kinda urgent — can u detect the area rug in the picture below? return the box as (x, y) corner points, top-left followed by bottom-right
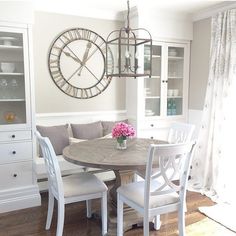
(186, 217), (236, 236)
(199, 204), (236, 233)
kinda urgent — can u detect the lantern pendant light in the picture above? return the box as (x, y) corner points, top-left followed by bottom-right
(106, 0), (152, 78)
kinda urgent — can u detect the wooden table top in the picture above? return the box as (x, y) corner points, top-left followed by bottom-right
(63, 138), (165, 171)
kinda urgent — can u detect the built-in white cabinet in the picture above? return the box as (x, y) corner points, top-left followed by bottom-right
(0, 24), (40, 213)
(126, 40), (190, 140)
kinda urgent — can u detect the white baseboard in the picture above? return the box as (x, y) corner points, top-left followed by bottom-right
(0, 185), (41, 213)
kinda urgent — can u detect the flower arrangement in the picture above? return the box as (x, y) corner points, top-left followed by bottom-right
(112, 122), (135, 143)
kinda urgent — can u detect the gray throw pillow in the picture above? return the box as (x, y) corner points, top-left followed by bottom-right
(71, 121), (103, 140)
(37, 124), (69, 157)
(102, 119), (129, 136)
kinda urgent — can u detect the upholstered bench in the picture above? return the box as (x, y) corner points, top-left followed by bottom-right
(35, 120), (127, 191)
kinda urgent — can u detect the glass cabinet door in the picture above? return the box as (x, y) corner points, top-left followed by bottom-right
(144, 45), (162, 117)
(0, 30), (27, 125)
(167, 46), (184, 116)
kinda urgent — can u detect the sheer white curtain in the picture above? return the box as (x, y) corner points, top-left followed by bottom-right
(190, 9), (236, 204)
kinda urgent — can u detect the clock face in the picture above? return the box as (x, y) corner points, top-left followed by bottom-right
(48, 28), (114, 99)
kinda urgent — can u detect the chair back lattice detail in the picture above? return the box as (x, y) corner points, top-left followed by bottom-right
(167, 123), (195, 144)
(35, 131), (64, 200)
(144, 142), (195, 208)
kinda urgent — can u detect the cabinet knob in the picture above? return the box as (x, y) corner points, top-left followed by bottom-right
(11, 134), (15, 138)
(12, 151), (16, 155)
(150, 124), (154, 127)
(13, 174), (17, 177)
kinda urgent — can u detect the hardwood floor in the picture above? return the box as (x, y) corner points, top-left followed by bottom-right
(0, 184), (220, 236)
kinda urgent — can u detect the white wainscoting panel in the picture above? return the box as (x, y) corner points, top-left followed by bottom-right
(36, 110), (127, 126)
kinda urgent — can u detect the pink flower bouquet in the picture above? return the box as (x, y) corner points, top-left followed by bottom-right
(112, 122), (135, 143)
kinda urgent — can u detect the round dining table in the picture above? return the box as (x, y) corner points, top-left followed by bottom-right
(63, 138), (165, 235)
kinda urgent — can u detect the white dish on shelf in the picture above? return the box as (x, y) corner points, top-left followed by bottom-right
(1, 62), (15, 73)
(169, 49), (177, 56)
(145, 109), (155, 115)
(173, 89), (179, 96)
(145, 112), (155, 116)
(0, 36), (17, 45)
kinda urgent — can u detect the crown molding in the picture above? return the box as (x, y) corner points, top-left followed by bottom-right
(33, 2), (123, 21)
(192, 1), (236, 21)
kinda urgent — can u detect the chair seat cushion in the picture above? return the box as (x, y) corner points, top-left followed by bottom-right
(117, 180), (179, 209)
(63, 172), (108, 198)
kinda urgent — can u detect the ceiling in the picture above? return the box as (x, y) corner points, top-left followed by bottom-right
(72, 0), (223, 13)
(33, 0), (229, 19)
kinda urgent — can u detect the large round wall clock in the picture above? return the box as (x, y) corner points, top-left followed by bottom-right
(48, 28), (114, 99)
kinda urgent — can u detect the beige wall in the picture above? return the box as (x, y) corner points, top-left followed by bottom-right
(33, 11), (125, 113)
(189, 17), (211, 110)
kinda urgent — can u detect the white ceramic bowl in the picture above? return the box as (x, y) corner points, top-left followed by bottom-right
(167, 89), (173, 97)
(169, 50), (177, 56)
(1, 62), (15, 73)
(173, 89), (179, 96)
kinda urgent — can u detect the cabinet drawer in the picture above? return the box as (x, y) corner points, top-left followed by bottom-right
(0, 161), (33, 190)
(141, 121), (159, 129)
(139, 128), (168, 141)
(0, 130), (32, 142)
(0, 142), (32, 164)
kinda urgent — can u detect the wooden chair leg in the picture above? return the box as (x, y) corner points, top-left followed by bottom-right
(56, 199), (65, 236)
(86, 200), (92, 218)
(117, 194), (124, 236)
(46, 191), (54, 230)
(101, 192), (107, 236)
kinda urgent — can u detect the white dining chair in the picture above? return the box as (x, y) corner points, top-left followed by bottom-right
(167, 122), (195, 144)
(35, 131), (108, 236)
(136, 122), (195, 179)
(117, 142), (196, 236)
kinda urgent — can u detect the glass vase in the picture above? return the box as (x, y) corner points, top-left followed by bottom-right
(116, 137), (127, 150)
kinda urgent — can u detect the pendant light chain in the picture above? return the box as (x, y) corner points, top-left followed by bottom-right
(126, 0), (130, 32)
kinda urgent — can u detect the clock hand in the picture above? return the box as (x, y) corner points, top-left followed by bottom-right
(82, 41), (105, 65)
(63, 51), (88, 77)
(78, 42), (92, 76)
(63, 51), (83, 65)
(63, 50), (98, 80)
(82, 42), (92, 63)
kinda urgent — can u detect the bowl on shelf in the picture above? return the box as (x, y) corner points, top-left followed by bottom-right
(167, 89), (174, 97)
(4, 111), (16, 123)
(173, 89), (179, 96)
(0, 36), (17, 46)
(145, 110), (155, 116)
(169, 49), (177, 56)
(1, 62), (15, 73)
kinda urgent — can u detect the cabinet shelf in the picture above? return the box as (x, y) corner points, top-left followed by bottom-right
(144, 54), (161, 58)
(167, 96), (183, 99)
(145, 96), (160, 99)
(168, 56), (184, 60)
(0, 99), (25, 102)
(168, 76), (183, 80)
(0, 45), (23, 50)
(0, 72), (24, 76)
(144, 76), (161, 79)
